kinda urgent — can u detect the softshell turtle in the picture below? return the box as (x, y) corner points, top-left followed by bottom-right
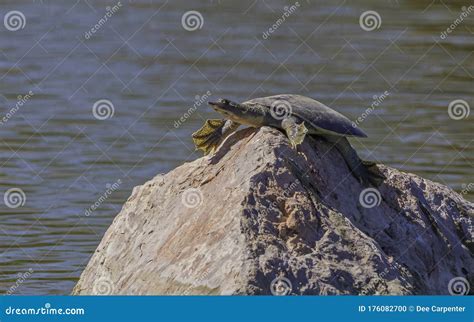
(192, 94), (384, 186)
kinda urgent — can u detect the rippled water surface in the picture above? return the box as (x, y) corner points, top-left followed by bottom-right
(0, 0), (472, 294)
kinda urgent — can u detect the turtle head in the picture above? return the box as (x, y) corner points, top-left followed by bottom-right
(208, 99), (241, 116)
(208, 98), (264, 125)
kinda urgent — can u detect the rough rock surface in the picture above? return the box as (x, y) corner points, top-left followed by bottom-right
(73, 127), (473, 295)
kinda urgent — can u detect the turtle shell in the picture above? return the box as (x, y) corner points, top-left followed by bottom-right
(243, 94), (367, 137)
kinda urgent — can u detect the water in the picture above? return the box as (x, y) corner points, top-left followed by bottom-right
(0, 0), (472, 294)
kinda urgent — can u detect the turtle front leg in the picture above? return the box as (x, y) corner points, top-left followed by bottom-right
(281, 117), (308, 148)
(192, 119), (240, 155)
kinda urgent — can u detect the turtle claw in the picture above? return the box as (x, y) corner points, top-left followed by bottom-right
(192, 119), (240, 155)
(362, 160), (377, 167)
(282, 118), (308, 148)
(363, 162), (386, 186)
(350, 162), (385, 187)
(192, 119), (226, 155)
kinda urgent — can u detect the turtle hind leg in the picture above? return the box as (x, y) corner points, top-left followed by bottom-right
(364, 161), (386, 186)
(281, 117), (308, 148)
(322, 135), (385, 187)
(192, 119), (240, 155)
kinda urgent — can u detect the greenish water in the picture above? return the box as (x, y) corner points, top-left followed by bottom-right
(0, 0), (472, 294)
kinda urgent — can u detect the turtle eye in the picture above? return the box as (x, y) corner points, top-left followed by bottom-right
(218, 99), (228, 104)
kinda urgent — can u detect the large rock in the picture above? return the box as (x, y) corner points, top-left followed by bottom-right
(72, 127), (473, 295)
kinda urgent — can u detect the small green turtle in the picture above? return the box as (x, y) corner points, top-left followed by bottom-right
(192, 94), (384, 186)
